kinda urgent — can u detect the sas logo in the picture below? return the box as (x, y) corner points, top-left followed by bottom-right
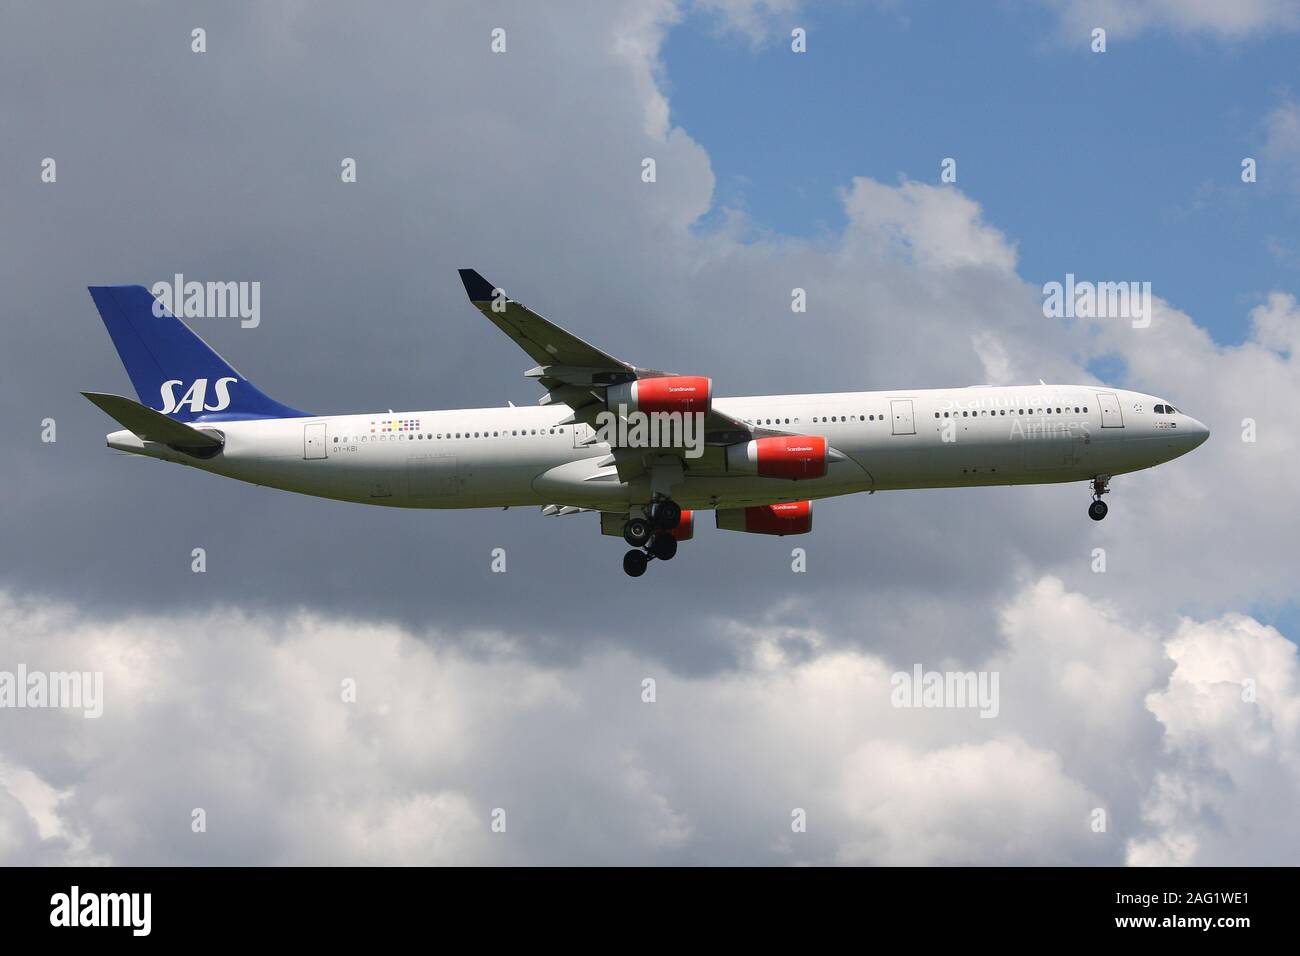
(159, 377), (237, 414)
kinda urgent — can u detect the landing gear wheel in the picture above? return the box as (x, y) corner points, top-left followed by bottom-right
(623, 517), (651, 547)
(648, 533), (678, 561)
(1088, 475), (1111, 521)
(654, 500), (682, 530)
(623, 549), (649, 577)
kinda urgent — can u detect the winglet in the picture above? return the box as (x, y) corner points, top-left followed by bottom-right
(458, 269), (498, 303)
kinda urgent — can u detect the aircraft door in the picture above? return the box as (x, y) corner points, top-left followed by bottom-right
(1096, 392), (1124, 428)
(304, 422), (328, 459)
(890, 399), (916, 436)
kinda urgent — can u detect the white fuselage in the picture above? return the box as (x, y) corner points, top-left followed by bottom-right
(106, 385), (1209, 512)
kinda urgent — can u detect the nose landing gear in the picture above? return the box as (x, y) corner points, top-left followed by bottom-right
(1088, 476), (1110, 521)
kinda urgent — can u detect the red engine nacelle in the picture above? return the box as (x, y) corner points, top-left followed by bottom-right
(606, 376), (712, 416)
(669, 510), (694, 541)
(716, 500), (812, 536)
(726, 435), (828, 480)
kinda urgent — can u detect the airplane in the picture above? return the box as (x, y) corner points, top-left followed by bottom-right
(84, 271), (1210, 577)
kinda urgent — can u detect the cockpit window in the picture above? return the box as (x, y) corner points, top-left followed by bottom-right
(1155, 403), (1181, 415)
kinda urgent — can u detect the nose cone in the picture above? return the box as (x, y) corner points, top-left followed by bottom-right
(1185, 417), (1210, 449)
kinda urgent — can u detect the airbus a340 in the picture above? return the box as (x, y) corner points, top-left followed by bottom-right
(85, 271), (1209, 576)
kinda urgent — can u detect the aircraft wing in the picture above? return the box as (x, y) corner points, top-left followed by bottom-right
(457, 269), (628, 371)
(457, 270), (756, 464)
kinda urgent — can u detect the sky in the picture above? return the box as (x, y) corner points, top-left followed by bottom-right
(1, 0), (1299, 865)
(666, 0), (1300, 348)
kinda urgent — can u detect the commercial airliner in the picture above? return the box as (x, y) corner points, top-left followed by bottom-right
(85, 271), (1209, 576)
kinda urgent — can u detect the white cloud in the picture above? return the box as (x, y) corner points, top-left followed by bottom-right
(1250, 291), (1300, 355)
(2, 581), (1296, 865)
(691, 0), (803, 45)
(841, 177), (1020, 274)
(1261, 98), (1300, 195)
(1129, 614), (1300, 864)
(1045, 0), (1300, 39)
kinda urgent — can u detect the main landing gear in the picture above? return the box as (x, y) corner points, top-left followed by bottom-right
(1088, 476), (1110, 521)
(622, 497), (682, 576)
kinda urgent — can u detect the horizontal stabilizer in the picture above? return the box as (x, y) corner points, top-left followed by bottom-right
(82, 392), (223, 446)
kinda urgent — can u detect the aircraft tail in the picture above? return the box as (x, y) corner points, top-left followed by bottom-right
(87, 285), (308, 422)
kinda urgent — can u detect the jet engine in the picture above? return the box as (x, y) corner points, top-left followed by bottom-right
(725, 435), (827, 480)
(606, 376), (712, 416)
(715, 500), (812, 535)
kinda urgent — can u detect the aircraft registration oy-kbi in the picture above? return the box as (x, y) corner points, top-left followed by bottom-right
(84, 271), (1209, 576)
